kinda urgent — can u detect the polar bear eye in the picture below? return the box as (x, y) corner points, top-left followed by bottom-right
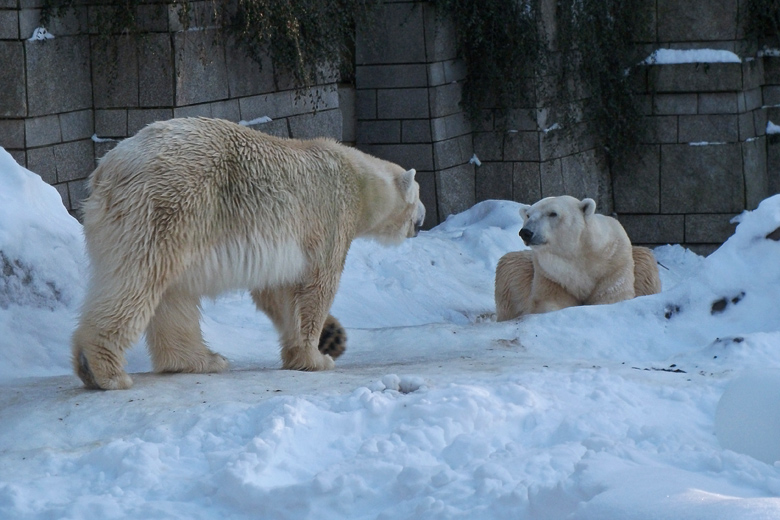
(548, 211), (558, 218)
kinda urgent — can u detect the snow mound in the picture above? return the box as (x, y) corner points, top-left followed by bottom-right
(716, 370), (780, 464)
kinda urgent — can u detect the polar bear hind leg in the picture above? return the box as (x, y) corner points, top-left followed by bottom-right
(145, 286), (229, 374)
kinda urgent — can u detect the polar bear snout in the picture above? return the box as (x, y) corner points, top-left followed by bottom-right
(519, 227), (544, 246)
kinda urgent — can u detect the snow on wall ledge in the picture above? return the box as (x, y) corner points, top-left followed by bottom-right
(641, 48), (742, 65)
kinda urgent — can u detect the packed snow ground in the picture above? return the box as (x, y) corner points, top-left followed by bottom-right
(1, 147), (780, 519)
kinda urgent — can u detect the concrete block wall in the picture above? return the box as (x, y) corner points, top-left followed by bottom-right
(0, 0), (350, 216)
(355, 0), (475, 227)
(611, 0), (775, 254)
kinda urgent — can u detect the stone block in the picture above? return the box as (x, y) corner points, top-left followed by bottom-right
(67, 178), (90, 212)
(429, 82), (462, 118)
(427, 59), (467, 87)
(356, 2), (426, 65)
(513, 162), (542, 204)
(473, 132), (503, 162)
(238, 91), (290, 121)
(660, 143), (744, 213)
(678, 114), (738, 143)
(225, 35), (275, 99)
(25, 115), (62, 147)
(167, 1), (219, 32)
(139, 33), (174, 107)
(684, 214), (738, 243)
(433, 134), (472, 170)
(744, 87), (762, 111)
(289, 109), (343, 140)
(288, 87), (339, 118)
(91, 36), (138, 109)
(211, 99), (240, 122)
(357, 143), (433, 171)
(26, 146), (56, 184)
(357, 120), (401, 144)
(649, 63), (742, 93)
(423, 3), (458, 62)
(496, 109), (539, 132)
(173, 104), (211, 119)
(540, 121), (596, 160)
(769, 137), (780, 194)
(503, 131), (540, 161)
(654, 94), (697, 115)
(613, 145), (660, 213)
(0, 119), (25, 149)
(540, 159), (563, 198)
(377, 88), (429, 120)
(174, 29), (229, 106)
(128, 108), (173, 136)
(247, 118), (289, 139)
(476, 162), (512, 202)
(137, 3), (169, 32)
(435, 163), (475, 220)
(743, 137), (768, 209)
(0, 42), (26, 117)
(698, 93), (738, 114)
(402, 120), (431, 143)
(742, 58), (764, 90)
(54, 183), (70, 209)
(93, 140), (118, 162)
(639, 116), (678, 144)
(754, 107), (767, 137)
(765, 56), (780, 85)
(8, 150), (25, 168)
(738, 112), (756, 141)
(430, 113), (470, 142)
(0, 9), (18, 39)
(355, 89), (377, 120)
(53, 139), (94, 183)
(561, 149), (610, 210)
(764, 86), (780, 107)
(415, 170), (438, 229)
(20, 7), (85, 39)
(617, 214), (685, 244)
(60, 110), (93, 142)
(95, 109), (127, 137)
(339, 86), (356, 143)
(356, 64), (428, 89)
(657, 0), (738, 41)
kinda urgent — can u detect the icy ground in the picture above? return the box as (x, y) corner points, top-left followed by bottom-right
(1, 147), (780, 519)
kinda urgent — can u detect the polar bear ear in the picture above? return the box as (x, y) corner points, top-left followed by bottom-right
(579, 198), (597, 217)
(399, 168), (416, 195)
(518, 203), (531, 221)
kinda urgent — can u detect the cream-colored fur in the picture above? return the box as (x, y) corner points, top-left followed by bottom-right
(72, 117), (425, 390)
(495, 196), (659, 321)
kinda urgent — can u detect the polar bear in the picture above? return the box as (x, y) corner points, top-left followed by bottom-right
(495, 196), (660, 321)
(72, 117), (426, 390)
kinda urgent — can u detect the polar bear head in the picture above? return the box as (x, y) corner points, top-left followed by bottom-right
(518, 195), (596, 253)
(375, 167), (426, 244)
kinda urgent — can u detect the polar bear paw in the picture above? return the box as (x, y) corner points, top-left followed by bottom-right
(319, 315), (347, 359)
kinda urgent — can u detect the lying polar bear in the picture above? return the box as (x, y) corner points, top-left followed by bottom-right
(495, 195), (661, 321)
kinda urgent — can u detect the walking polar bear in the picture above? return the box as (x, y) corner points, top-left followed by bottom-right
(495, 196), (661, 321)
(72, 117), (426, 390)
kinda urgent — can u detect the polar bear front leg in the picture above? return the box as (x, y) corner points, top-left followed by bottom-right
(252, 280), (337, 371)
(146, 287), (229, 374)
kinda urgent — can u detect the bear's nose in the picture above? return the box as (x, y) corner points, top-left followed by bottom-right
(519, 228), (534, 245)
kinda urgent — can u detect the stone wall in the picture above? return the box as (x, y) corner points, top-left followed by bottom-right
(355, 0), (474, 227)
(0, 0), (350, 217)
(612, 0), (776, 254)
(1, 0), (778, 253)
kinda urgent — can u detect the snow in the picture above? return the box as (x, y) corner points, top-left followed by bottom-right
(642, 48), (742, 65)
(2, 145), (780, 519)
(28, 27), (54, 41)
(239, 116), (273, 126)
(768, 121), (780, 135)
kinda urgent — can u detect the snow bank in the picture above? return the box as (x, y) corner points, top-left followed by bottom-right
(2, 149), (780, 519)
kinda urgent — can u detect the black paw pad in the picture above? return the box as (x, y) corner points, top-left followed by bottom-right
(319, 317), (347, 359)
